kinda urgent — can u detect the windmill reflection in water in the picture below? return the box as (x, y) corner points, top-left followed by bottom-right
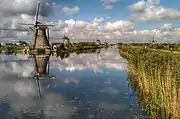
(30, 54), (54, 100)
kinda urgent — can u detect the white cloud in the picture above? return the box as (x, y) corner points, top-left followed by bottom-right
(52, 18), (134, 42)
(62, 6), (80, 15)
(129, 0), (146, 12)
(0, 0), (56, 17)
(129, 0), (180, 21)
(1, 14), (180, 43)
(103, 21), (134, 32)
(0, 0), (180, 43)
(100, 0), (119, 9)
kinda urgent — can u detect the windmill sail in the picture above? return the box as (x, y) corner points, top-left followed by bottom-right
(17, 2), (55, 49)
(35, 2), (40, 26)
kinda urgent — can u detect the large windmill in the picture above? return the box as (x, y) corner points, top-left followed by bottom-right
(18, 2), (54, 53)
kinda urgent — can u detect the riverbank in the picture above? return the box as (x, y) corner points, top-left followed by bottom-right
(0, 42), (109, 55)
(120, 43), (180, 52)
(119, 45), (180, 119)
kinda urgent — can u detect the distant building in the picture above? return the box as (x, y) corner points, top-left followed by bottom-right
(0, 43), (5, 46)
(16, 43), (21, 45)
(16, 41), (29, 46)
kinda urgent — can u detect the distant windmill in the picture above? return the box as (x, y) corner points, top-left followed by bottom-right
(149, 34), (157, 44)
(18, 2), (55, 51)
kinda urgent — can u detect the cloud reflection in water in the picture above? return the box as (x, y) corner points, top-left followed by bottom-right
(0, 48), (145, 119)
(51, 48), (128, 72)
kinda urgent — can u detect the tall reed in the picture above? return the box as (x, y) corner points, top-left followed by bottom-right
(119, 45), (180, 119)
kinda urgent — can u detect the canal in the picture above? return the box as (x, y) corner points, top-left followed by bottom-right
(0, 48), (147, 119)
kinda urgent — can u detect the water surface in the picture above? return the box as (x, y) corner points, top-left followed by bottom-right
(0, 48), (145, 119)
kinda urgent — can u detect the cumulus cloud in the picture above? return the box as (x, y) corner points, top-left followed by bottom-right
(100, 0), (119, 9)
(0, 0), (56, 17)
(102, 21), (134, 32)
(0, 0), (59, 43)
(129, 0), (180, 21)
(1, 15), (180, 43)
(62, 6), (80, 15)
(1, 16), (180, 43)
(48, 18), (135, 43)
(129, 0), (146, 12)
(0, 16), (133, 43)
(0, 0), (180, 43)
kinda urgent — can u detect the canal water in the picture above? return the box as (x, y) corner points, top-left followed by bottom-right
(0, 48), (147, 119)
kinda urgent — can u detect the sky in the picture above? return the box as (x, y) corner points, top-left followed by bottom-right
(0, 0), (180, 43)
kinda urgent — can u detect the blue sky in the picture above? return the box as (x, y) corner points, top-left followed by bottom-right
(1, 0), (180, 42)
(52, 0), (134, 21)
(48, 0), (180, 29)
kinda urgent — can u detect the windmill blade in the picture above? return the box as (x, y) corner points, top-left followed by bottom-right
(35, 2), (41, 25)
(47, 28), (50, 40)
(0, 28), (29, 31)
(18, 23), (34, 26)
(38, 24), (55, 26)
(29, 27), (35, 31)
(18, 23), (55, 27)
(0, 28), (16, 31)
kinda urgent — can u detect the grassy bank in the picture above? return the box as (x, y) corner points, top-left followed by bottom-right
(0, 45), (25, 54)
(121, 43), (180, 51)
(119, 45), (180, 119)
(0, 42), (108, 55)
(55, 42), (107, 53)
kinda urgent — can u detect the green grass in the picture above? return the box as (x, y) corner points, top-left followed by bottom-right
(0, 45), (25, 54)
(121, 43), (180, 51)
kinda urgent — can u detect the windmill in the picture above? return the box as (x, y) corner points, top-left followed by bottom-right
(149, 34), (157, 44)
(95, 31), (102, 46)
(18, 2), (54, 52)
(61, 29), (75, 49)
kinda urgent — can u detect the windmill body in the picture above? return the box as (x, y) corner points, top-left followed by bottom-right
(18, 2), (54, 54)
(34, 25), (50, 49)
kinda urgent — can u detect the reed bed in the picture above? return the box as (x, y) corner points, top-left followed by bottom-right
(119, 43), (180, 51)
(119, 45), (180, 119)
